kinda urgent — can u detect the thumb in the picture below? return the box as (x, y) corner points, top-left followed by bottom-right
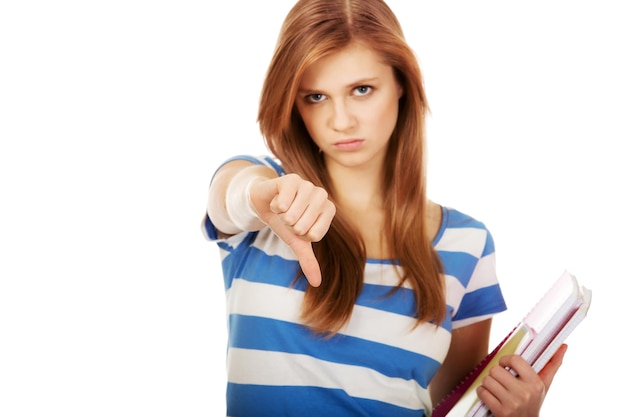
(538, 343), (568, 391)
(267, 208), (322, 287)
(264, 214), (323, 287)
(289, 239), (322, 287)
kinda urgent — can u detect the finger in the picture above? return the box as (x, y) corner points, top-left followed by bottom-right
(275, 184), (325, 235)
(478, 369), (511, 404)
(289, 196), (335, 240)
(497, 355), (548, 407)
(264, 214), (323, 287)
(270, 180), (334, 240)
(289, 238), (322, 287)
(268, 174), (306, 215)
(305, 200), (336, 242)
(269, 181), (312, 231)
(476, 384), (503, 413)
(499, 354), (538, 380)
(538, 344), (568, 390)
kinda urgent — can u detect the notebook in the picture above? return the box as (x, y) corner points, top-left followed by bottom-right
(431, 270), (592, 417)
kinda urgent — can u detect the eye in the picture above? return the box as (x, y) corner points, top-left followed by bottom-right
(305, 93), (326, 103)
(354, 85), (373, 96)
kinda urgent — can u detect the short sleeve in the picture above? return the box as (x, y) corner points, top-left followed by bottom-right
(434, 207), (507, 329)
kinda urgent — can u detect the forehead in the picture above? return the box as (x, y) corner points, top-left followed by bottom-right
(299, 42), (392, 89)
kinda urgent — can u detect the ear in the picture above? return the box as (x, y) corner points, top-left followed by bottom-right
(396, 81), (404, 99)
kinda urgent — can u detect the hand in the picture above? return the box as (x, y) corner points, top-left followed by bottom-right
(476, 344), (568, 417)
(249, 173), (336, 287)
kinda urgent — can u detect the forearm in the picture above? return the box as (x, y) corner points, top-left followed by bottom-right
(207, 161), (278, 235)
(430, 320), (492, 406)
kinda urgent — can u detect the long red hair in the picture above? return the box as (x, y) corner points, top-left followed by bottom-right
(258, 0), (445, 334)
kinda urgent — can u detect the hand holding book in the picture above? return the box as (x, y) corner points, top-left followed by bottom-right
(432, 271), (592, 417)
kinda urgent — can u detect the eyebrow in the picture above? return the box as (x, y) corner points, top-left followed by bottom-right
(298, 77), (380, 94)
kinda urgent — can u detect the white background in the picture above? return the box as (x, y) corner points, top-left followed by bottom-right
(1, 1), (623, 415)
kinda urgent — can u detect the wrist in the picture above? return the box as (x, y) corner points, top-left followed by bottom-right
(225, 168), (266, 232)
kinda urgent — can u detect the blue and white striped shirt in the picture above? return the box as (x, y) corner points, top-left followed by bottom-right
(202, 155), (506, 417)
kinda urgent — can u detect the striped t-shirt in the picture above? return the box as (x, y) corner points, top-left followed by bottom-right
(202, 155), (507, 417)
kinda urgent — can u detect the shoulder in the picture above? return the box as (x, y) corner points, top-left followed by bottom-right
(433, 205), (491, 234)
(213, 154), (284, 177)
(434, 206), (506, 321)
(432, 205), (495, 257)
(426, 200), (443, 243)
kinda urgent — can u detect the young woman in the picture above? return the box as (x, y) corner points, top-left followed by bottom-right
(203, 0), (566, 415)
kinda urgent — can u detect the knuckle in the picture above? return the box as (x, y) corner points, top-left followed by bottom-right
(533, 380), (547, 396)
(307, 229), (325, 242)
(315, 186), (329, 200)
(291, 222), (309, 236)
(282, 213), (298, 226)
(301, 179), (314, 189)
(270, 199), (288, 214)
(279, 174), (300, 191)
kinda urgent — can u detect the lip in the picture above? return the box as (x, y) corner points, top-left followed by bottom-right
(332, 139), (364, 151)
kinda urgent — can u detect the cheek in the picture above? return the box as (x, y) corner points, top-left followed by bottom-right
(299, 108), (324, 138)
(368, 99), (399, 133)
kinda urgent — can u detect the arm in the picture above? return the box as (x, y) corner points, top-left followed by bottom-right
(207, 160), (277, 236)
(430, 319), (492, 407)
(207, 159), (336, 286)
(429, 316), (567, 417)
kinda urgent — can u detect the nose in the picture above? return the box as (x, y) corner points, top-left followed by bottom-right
(329, 99), (355, 132)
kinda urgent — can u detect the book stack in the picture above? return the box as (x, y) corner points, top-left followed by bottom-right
(432, 270), (592, 417)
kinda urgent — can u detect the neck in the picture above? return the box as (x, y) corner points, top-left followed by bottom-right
(326, 159), (385, 213)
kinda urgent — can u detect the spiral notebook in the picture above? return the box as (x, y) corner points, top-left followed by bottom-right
(431, 270), (592, 417)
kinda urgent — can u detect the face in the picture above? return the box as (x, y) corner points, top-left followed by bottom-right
(295, 42), (404, 172)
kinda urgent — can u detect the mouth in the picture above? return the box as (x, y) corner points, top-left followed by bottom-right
(332, 139), (364, 151)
